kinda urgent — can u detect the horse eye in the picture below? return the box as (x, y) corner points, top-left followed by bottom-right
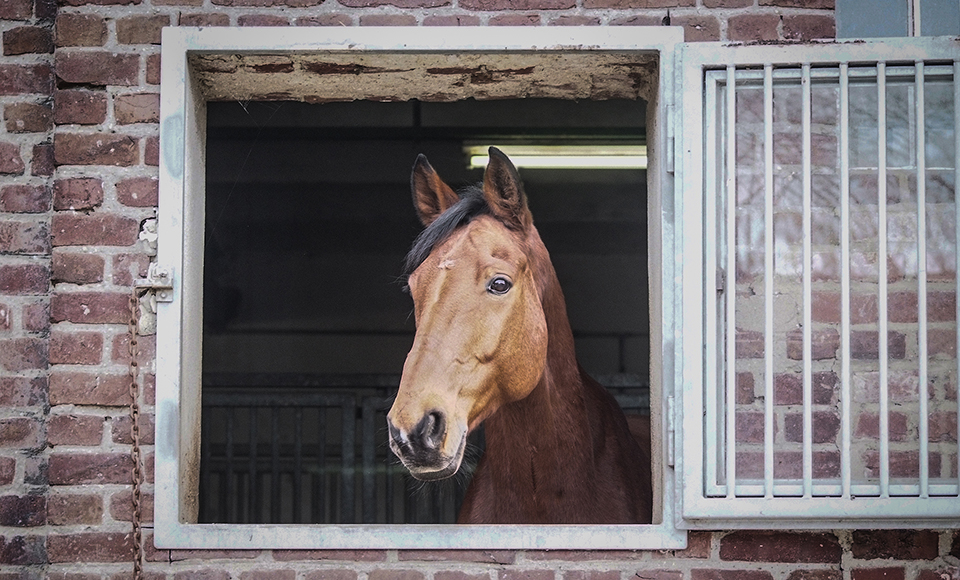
(487, 276), (512, 295)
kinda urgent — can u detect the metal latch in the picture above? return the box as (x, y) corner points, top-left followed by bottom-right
(136, 264), (174, 302)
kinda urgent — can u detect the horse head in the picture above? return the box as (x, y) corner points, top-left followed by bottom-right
(386, 148), (550, 481)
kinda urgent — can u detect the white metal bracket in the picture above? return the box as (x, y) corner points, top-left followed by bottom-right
(136, 263), (174, 302)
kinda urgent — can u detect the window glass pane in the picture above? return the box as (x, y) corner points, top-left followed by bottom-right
(921, 0), (960, 36)
(836, 0), (909, 38)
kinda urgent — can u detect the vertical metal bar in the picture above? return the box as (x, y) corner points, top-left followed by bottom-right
(763, 63), (775, 498)
(293, 407), (303, 523)
(271, 407), (281, 523)
(703, 70), (720, 495)
(955, 60), (960, 499)
(225, 409), (235, 522)
(248, 407), (258, 521)
(200, 406), (212, 522)
(362, 398), (377, 524)
(916, 61), (930, 497)
(341, 402), (356, 523)
(802, 63), (814, 498)
(840, 63), (854, 500)
(725, 64), (738, 497)
(878, 62), (891, 498)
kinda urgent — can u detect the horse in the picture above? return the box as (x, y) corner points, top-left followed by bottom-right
(386, 147), (652, 524)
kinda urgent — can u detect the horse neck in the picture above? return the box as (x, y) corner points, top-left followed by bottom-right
(483, 232), (593, 478)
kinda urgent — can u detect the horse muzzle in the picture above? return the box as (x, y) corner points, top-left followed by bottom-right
(387, 411), (465, 481)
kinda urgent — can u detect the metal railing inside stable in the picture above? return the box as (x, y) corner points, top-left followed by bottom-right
(198, 373), (650, 524)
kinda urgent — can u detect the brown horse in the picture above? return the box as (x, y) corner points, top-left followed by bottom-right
(386, 148), (652, 524)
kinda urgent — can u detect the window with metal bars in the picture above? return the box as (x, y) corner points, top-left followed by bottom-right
(679, 38), (960, 527)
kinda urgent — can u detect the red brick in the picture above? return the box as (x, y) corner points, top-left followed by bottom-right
(23, 301), (51, 331)
(0, 418), (41, 449)
(720, 531), (841, 563)
(49, 372), (130, 406)
(435, 573), (489, 580)
(584, 0), (691, 5)
(851, 531), (940, 560)
(111, 413), (155, 445)
(498, 574), (554, 580)
(116, 15), (169, 44)
(736, 412), (766, 443)
(786, 571), (841, 580)
(461, 0), (573, 7)
(728, 14), (781, 42)
(54, 133), (139, 166)
(784, 411), (840, 444)
(0, 185), (50, 213)
(31, 142), (55, 176)
(0, 535), (46, 565)
(179, 13), (231, 26)
(761, 0), (832, 7)
(783, 15), (835, 40)
(853, 370), (923, 403)
(4, 102), (52, 133)
(48, 453), (134, 485)
(951, 532), (960, 558)
(239, 571), (297, 580)
(850, 330), (906, 359)
(652, 531), (712, 559)
(116, 177), (158, 207)
(0, 220), (49, 254)
(52, 214), (138, 246)
(0, 377), (46, 407)
(54, 89), (108, 125)
(50, 331), (103, 365)
(48, 414), (104, 446)
(0, 458), (15, 485)
(3, 26), (53, 56)
(0, 339), (47, 372)
(930, 411), (957, 441)
(175, 572), (233, 580)
(0, 495), (45, 527)
(0, 264), (48, 294)
(55, 51), (139, 86)
(109, 489), (153, 522)
(854, 411), (909, 441)
(55, 14), (107, 47)
(295, 15), (354, 26)
(786, 328), (840, 360)
(115, 93), (160, 124)
(52, 251), (104, 284)
(144, 135), (159, 166)
(862, 450), (940, 479)
(704, 0), (751, 5)
(112, 253), (149, 287)
(146, 54), (161, 85)
(610, 15), (664, 26)
(53, 178), (103, 211)
(0, 304), (9, 330)
(0, 142), (24, 175)
(692, 571), (774, 580)
(51, 291), (131, 324)
(358, 14), (418, 25)
(47, 532), (134, 563)
(0, 64), (53, 96)
(737, 329), (764, 358)
(338, 0), (446, 5)
(423, 15), (481, 25)
(851, 569), (904, 580)
(47, 494), (103, 525)
(238, 14), (291, 25)
(673, 14), (721, 41)
(0, 0), (32, 19)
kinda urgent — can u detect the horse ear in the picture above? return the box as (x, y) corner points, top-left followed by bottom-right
(482, 147), (532, 231)
(411, 154), (460, 227)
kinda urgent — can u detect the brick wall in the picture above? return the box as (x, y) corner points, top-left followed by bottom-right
(3, 0), (960, 578)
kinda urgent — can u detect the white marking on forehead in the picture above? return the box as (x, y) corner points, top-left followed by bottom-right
(438, 259), (456, 270)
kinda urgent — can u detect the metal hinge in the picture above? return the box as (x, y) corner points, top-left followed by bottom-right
(666, 395), (676, 467)
(135, 263), (174, 303)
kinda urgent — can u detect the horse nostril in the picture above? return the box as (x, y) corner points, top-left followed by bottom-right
(418, 411), (446, 450)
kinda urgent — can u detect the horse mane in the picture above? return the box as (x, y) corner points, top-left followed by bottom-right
(403, 185), (490, 278)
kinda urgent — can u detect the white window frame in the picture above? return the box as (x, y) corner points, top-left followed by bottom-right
(155, 26), (687, 550)
(677, 37), (960, 529)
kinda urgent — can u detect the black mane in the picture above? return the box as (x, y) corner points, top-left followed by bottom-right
(403, 185), (489, 278)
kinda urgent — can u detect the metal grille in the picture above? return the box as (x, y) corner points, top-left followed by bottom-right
(198, 374), (649, 524)
(704, 60), (960, 502)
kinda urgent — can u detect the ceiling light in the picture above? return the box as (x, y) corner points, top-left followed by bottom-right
(465, 144), (646, 170)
